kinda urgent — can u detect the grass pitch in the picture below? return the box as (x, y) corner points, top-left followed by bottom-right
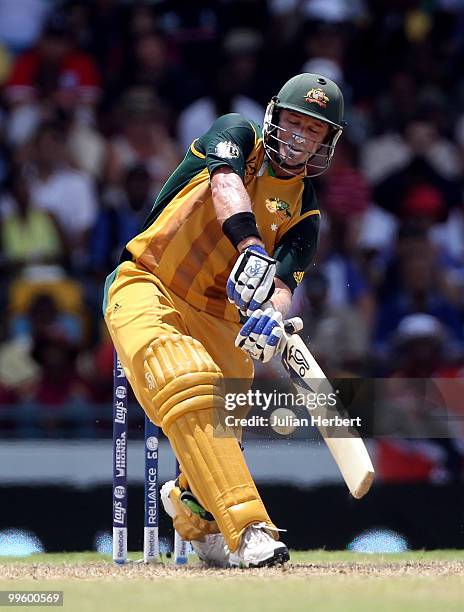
(0, 551), (463, 612)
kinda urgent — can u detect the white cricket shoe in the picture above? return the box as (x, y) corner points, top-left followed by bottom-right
(229, 523), (289, 568)
(190, 534), (230, 568)
(160, 479), (230, 568)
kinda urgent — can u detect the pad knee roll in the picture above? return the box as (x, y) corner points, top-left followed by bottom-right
(144, 334), (224, 431)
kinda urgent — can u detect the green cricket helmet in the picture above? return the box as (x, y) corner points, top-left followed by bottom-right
(263, 73), (346, 177)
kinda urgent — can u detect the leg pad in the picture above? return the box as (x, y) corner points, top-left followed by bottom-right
(170, 484), (220, 542)
(144, 335), (276, 551)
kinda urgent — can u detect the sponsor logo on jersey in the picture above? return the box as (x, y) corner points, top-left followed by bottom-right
(304, 88), (329, 108)
(265, 197), (291, 220)
(215, 141), (240, 159)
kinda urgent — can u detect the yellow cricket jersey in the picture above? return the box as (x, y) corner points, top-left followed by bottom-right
(121, 114), (321, 322)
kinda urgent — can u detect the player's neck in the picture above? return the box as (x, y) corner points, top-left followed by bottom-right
(269, 160), (304, 180)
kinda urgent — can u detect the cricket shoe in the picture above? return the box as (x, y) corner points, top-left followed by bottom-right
(229, 523), (289, 568)
(160, 479), (230, 568)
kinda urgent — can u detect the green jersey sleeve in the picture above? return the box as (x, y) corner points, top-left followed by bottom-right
(274, 181), (321, 292)
(196, 113), (257, 181)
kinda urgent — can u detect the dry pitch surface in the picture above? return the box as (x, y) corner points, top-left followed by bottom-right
(1, 551), (463, 612)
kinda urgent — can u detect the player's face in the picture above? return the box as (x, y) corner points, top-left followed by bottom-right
(277, 110), (330, 168)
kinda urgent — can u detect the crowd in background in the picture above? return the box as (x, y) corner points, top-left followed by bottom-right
(0, 0), (463, 480)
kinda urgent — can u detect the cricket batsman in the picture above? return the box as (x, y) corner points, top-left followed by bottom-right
(103, 73), (345, 567)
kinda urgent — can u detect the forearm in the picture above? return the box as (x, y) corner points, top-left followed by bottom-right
(211, 167), (264, 252)
(211, 167), (251, 221)
(269, 278), (292, 318)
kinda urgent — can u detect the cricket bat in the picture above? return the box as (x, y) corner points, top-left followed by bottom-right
(281, 323), (374, 499)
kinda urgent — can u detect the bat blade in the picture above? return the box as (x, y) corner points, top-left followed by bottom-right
(281, 333), (374, 498)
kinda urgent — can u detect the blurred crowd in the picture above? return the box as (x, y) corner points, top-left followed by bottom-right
(0, 0), (463, 479)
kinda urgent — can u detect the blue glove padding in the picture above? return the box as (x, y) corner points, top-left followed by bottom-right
(226, 245), (276, 317)
(235, 307), (284, 363)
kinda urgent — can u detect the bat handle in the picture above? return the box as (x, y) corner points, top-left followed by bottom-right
(283, 317), (303, 335)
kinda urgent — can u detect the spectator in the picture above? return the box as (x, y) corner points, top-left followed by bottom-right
(0, 0), (50, 54)
(363, 116), (462, 215)
(300, 21), (349, 99)
(154, 2), (221, 77)
(4, 10), (101, 147)
(8, 293), (83, 347)
(289, 271), (369, 374)
(391, 314), (447, 378)
(301, 0), (366, 24)
(370, 71), (419, 136)
(64, 0), (126, 82)
(0, 338), (40, 405)
(401, 183), (446, 230)
(177, 39), (264, 153)
(105, 88), (179, 197)
(0, 165), (67, 277)
(65, 108), (107, 180)
(374, 235), (464, 359)
(91, 164), (152, 276)
(381, 222), (463, 302)
(431, 203), (464, 271)
(319, 138), (370, 222)
(376, 314), (463, 483)
(25, 121), (98, 270)
(356, 205), (398, 293)
(317, 218), (376, 331)
(0, 381), (17, 405)
(78, 322), (114, 403)
(115, 31), (184, 114)
(221, 28), (264, 102)
(30, 328), (89, 407)
(127, 3), (159, 40)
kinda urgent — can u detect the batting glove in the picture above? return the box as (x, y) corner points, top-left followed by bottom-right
(235, 308), (303, 363)
(226, 245), (276, 317)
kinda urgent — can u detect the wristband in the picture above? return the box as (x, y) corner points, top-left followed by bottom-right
(222, 212), (261, 249)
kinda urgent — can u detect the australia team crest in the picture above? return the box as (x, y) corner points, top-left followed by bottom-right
(304, 88), (329, 108)
(265, 197), (291, 220)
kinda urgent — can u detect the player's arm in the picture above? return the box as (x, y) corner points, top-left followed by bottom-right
(201, 114), (277, 315)
(210, 168), (264, 252)
(203, 114), (262, 251)
(273, 212), (321, 296)
(213, 168), (277, 316)
(236, 188), (320, 363)
(265, 208), (321, 319)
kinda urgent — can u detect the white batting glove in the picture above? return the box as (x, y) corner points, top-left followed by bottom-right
(226, 246), (276, 317)
(235, 308), (303, 363)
